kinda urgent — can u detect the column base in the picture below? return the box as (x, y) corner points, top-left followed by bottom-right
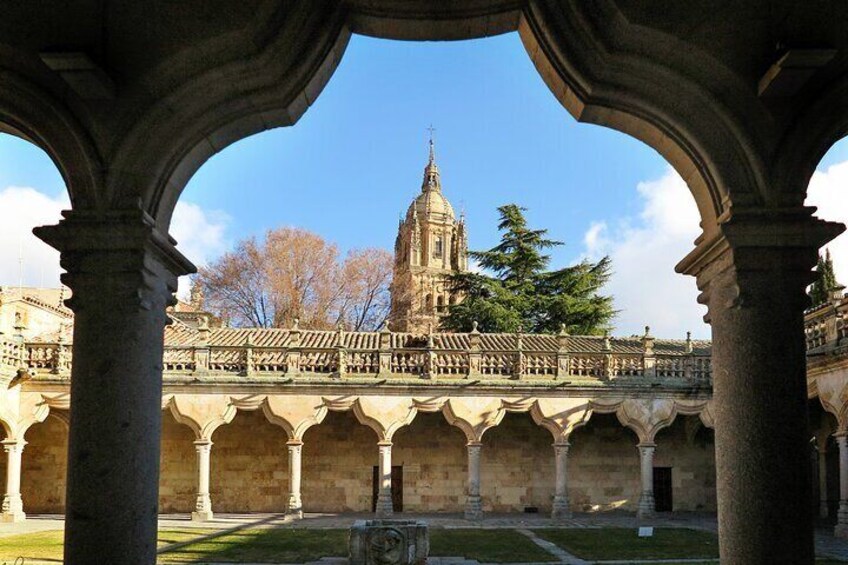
(375, 494), (394, 517)
(286, 494), (303, 520)
(464, 495), (483, 520)
(637, 493), (655, 518)
(551, 497), (571, 520)
(191, 510), (213, 522)
(0, 511), (25, 523)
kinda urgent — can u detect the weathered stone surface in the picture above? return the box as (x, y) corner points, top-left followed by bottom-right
(349, 519), (428, 565)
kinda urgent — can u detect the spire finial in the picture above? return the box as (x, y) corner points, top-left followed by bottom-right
(427, 124), (436, 164)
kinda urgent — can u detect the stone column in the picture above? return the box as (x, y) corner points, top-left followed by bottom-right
(678, 212), (842, 564)
(375, 441), (393, 516)
(551, 441), (571, 519)
(819, 444), (829, 519)
(191, 439), (213, 522)
(637, 443), (656, 518)
(835, 434), (848, 537)
(35, 210), (195, 565)
(464, 441), (483, 520)
(0, 439), (26, 522)
(286, 439), (303, 519)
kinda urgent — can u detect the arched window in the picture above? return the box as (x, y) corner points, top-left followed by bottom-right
(425, 294), (433, 312)
(437, 295), (445, 312)
(433, 236), (443, 258)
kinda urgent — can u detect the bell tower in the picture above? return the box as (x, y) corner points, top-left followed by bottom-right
(390, 134), (467, 332)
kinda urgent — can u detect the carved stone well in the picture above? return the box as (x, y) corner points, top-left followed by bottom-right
(349, 519), (429, 565)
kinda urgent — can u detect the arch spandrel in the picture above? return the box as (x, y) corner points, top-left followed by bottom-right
(0, 389), (49, 440)
(262, 394), (328, 441)
(443, 397), (505, 443)
(615, 398), (677, 445)
(529, 398), (593, 443)
(166, 394), (236, 440)
(817, 370), (848, 432)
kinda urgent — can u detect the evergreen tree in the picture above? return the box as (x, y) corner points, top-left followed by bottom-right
(441, 204), (615, 334)
(810, 249), (838, 307)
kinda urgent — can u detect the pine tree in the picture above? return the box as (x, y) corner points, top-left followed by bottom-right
(441, 204), (615, 334)
(810, 249), (839, 307)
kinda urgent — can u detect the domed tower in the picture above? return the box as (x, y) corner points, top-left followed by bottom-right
(390, 137), (468, 332)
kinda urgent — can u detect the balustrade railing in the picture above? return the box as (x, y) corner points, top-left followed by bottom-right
(15, 330), (716, 384)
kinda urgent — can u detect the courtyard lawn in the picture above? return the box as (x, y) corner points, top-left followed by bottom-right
(535, 527), (719, 560)
(0, 530), (64, 561)
(158, 528), (348, 563)
(429, 529), (557, 563)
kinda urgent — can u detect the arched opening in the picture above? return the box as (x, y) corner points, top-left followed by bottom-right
(392, 412), (467, 513)
(568, 413), (640, 512)
(21, 411), (68, 514)
(480, 412), (553, 513)
(301, 410), (377, 513)
(652, 415), (716, 513)
(159, 409), (196, 513)
(209, 409), (289, 512)
(809, 400), (840, 522)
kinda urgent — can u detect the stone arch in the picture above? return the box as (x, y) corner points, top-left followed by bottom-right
(159, 406), (196, 513)
(443, 397), (505, 443)
(21, 411), (69, 513)
(164, 394), (237, 440)
(94, 1), (771, 247)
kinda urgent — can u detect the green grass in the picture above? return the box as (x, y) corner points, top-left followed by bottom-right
(158, 528), (347, 563)
(535, 527), (719, 560)
(0, 530), (64, 561)
(429, 529), (556, 563)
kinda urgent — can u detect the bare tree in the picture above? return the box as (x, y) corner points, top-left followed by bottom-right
(196, 227), (393, 331)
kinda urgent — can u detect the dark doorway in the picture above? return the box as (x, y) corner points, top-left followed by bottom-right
(653, 467), (673, 512)
(372, 466), (403, 512)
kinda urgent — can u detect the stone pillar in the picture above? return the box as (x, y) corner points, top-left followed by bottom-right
(637, 443), (656, 518)
(836, 434), (848, 537)
(35, 210), (195, 565)
(0, 439), (26, 522)
(677, 212), (842, 564)
(464, 441), (483, 520)
(375, 441), (393, 516)
(191, 439), (213, 522)
(551, 441), (571, 519)
(286, 439), (303, 519)
(819, 444), (829, 520)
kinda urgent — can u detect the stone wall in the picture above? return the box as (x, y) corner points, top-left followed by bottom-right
(394, 413), (467, 512)
(160, 412), (196, 512)
(22, 412), (67, 513)
(302, 411), (376, 512)
(481, 413), (555, 513)
(654, 416), (717, 512)
(210, 409), (289, 512)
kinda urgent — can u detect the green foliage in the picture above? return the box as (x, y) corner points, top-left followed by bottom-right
(442, 204), (615, 334)
(810, 249), (839, 307)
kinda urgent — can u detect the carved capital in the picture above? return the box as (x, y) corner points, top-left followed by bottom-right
(677, 208), (844, 321)
(34, 209), (196, 317)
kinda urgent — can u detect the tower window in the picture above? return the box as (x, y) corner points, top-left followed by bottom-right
(434, 236), (443, 258)
(437, 295), (445, 312)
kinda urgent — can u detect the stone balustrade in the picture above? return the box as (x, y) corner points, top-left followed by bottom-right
(16, 323), (713, 386)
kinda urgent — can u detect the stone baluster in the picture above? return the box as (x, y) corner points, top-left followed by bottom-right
(683, 331), (694, 379)
(191, 439), (213, 521)
(556, 324), (570, 379)
(378, 323), (392, 376)
(286, 439), (304, 519)
(375, 441), (394, 516)
(424, 328), (436, 379)
(0, 439), (26, 522)
(678, 211), (843, 563)
(464, 441), (483, 520)
(602, 331), (613, 380)
(467, 321), (481, 378)
(551, 441), (571, 519)
(335, 323), (346, 378)
(641, 326), (655, 378)
(637, 442), (656, 518)
(836, 433), (848, 537)
(34, 210), (195, 565)
(513, 329), (524, 380)
(194, 316), (210, 372)
(286, 319), (301, 376)
(243, 334), (254, 376)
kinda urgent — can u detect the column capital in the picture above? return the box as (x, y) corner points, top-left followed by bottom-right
(677, 208), (844, 319)
(378, 440), (393, 449)
(34, 208), (196, 315)
(466, 441), (483, 449)
(193, 438), (213, 449)
(286, 439), (304, 448)
(1, 439), (25, 453)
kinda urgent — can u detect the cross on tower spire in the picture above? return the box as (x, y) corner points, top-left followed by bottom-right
(427, 124), (436, 164)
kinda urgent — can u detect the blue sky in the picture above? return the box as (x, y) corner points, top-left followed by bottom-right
(1, 32), (846, 338)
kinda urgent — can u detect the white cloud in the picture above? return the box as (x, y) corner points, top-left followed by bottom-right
(0, 186), (68, 288)
(806, 160), (848, 285)
(0, 185), (229, 299)
(583, 168), (708, 339)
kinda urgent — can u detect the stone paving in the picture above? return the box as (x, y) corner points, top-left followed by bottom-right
(1, 513), (847, 563)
